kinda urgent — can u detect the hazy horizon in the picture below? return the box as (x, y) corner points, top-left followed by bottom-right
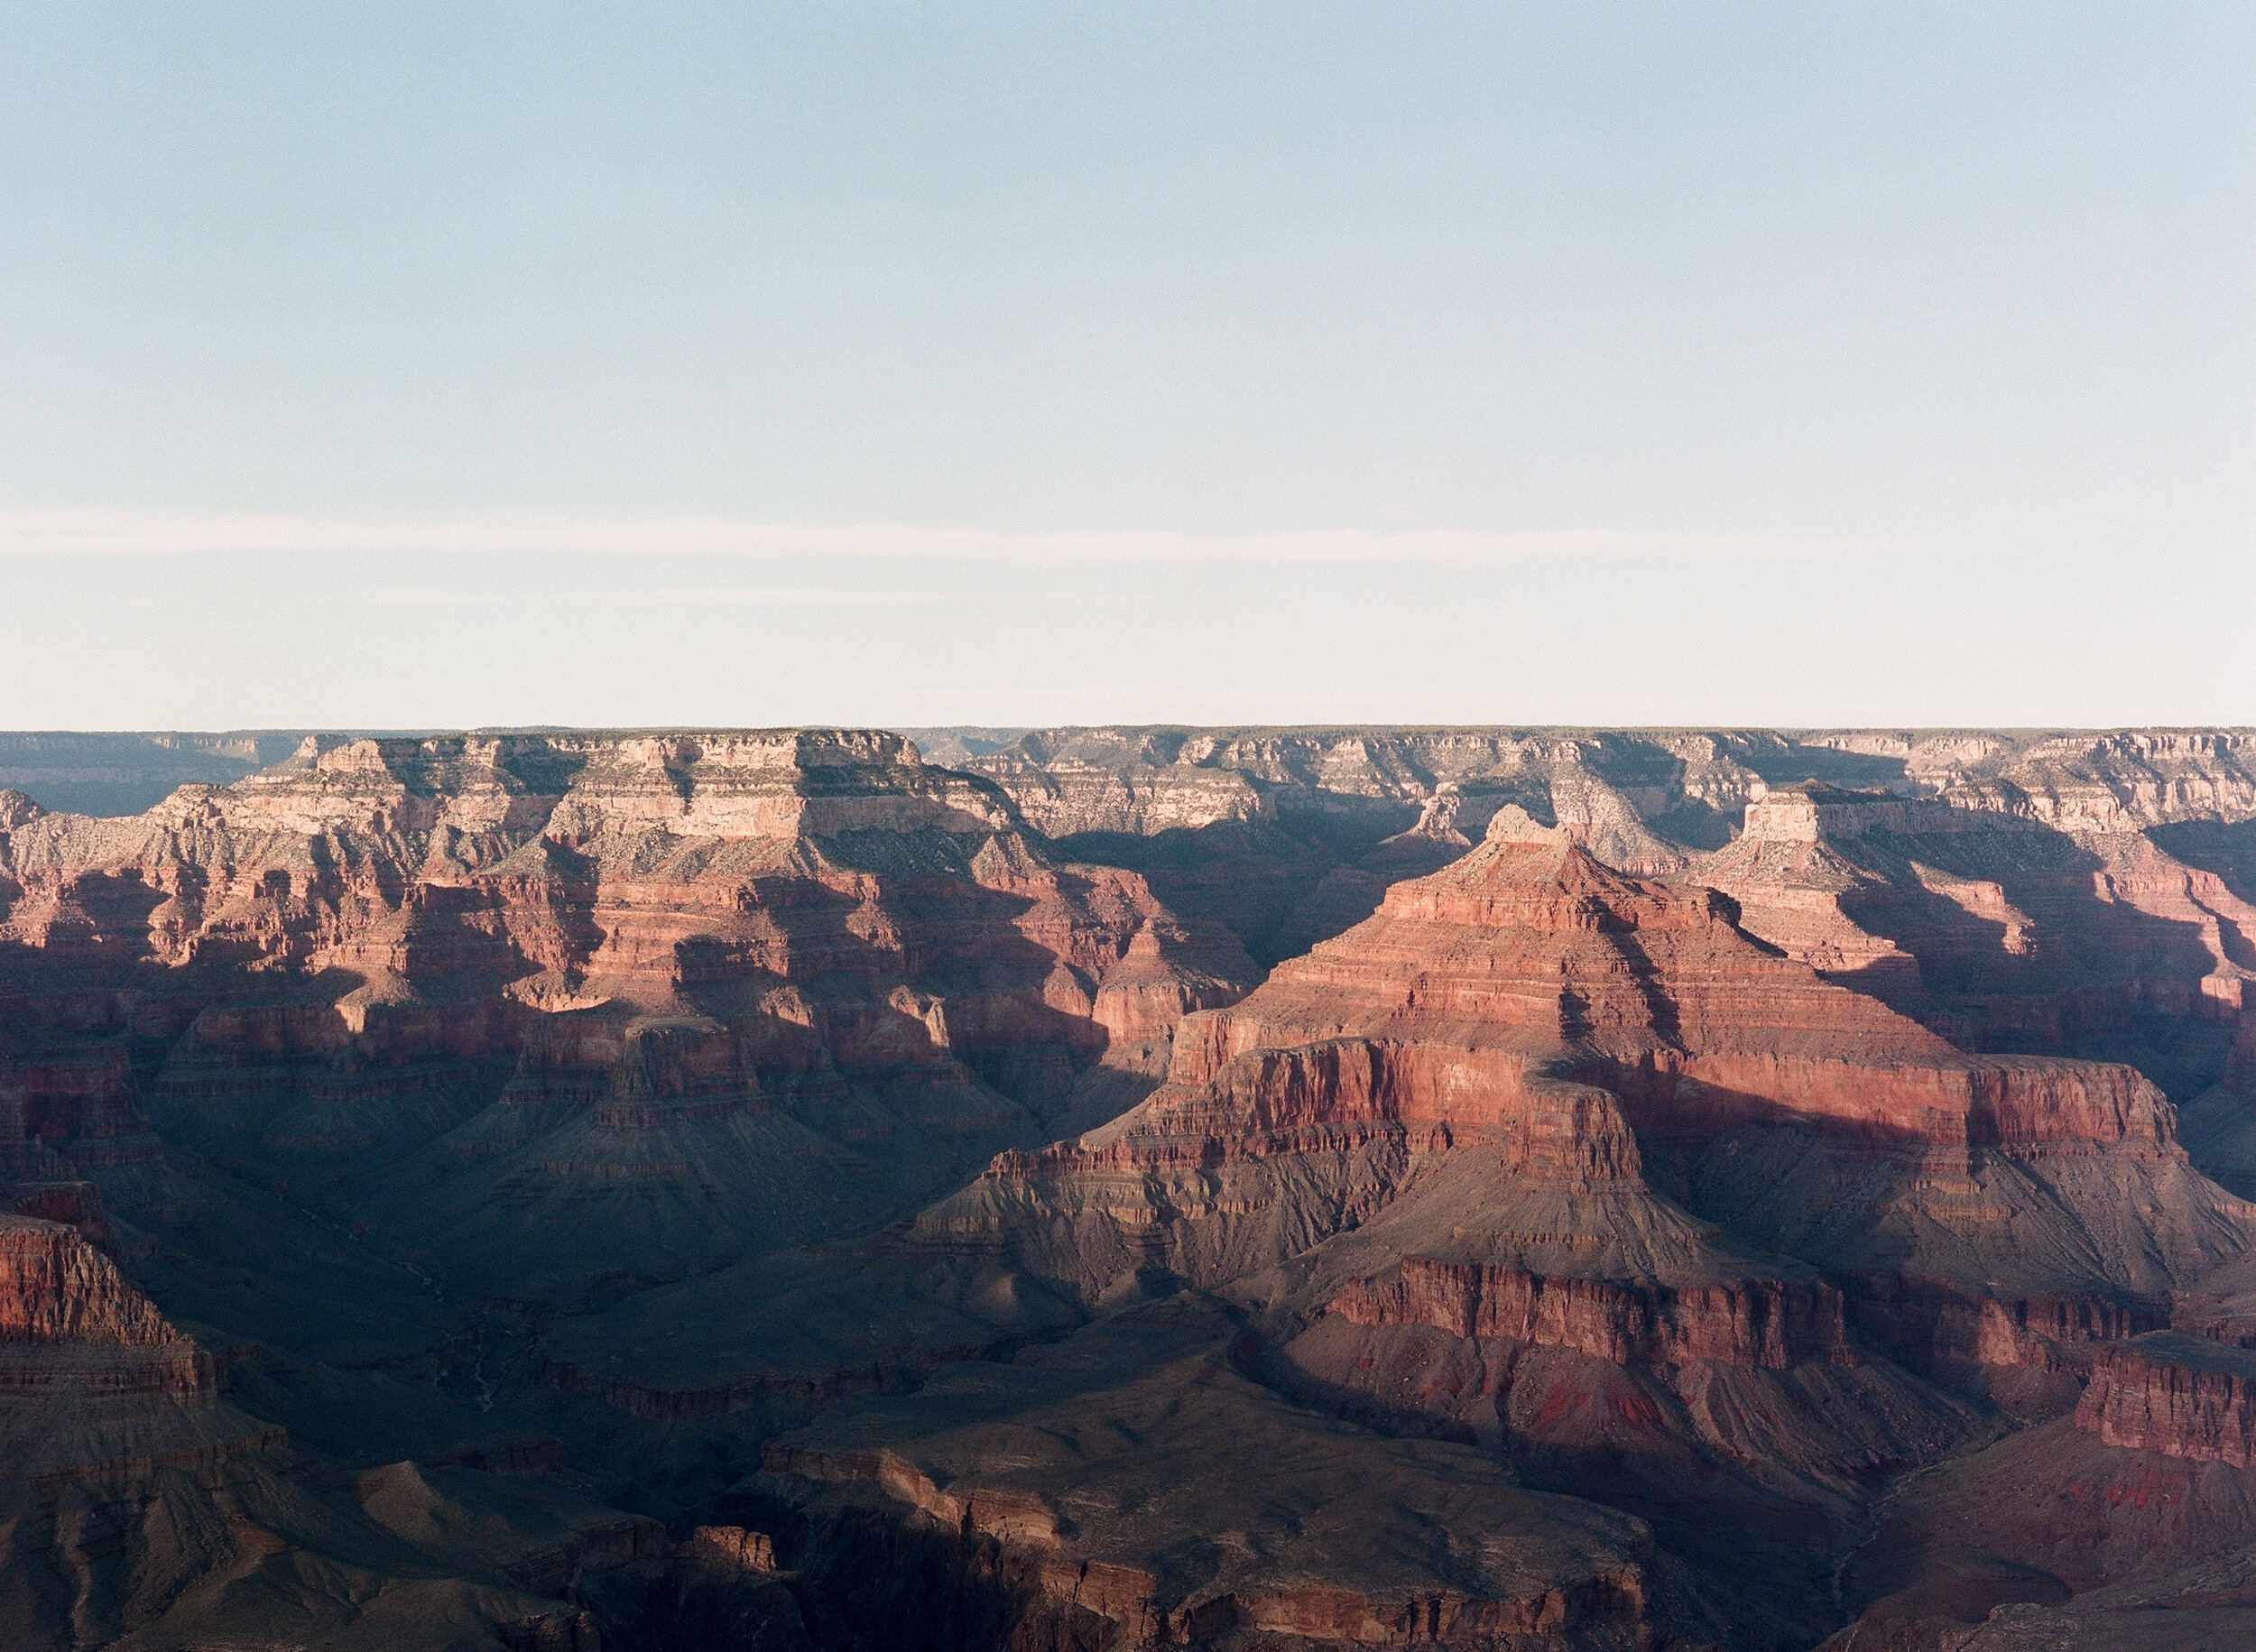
(5, 5), (2250, 727)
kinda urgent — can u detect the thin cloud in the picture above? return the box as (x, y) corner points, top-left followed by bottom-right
(352, 586), (935, 607)
(0, 509), (1908, 564)
(648, 586), (935, 605)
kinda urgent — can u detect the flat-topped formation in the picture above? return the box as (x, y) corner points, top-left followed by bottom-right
(2074, 1332), (2256, 1466)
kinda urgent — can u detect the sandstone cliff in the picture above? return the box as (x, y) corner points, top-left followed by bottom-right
(2073, 1333), (2256, 1466)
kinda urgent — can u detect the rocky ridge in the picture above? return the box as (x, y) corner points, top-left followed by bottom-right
(0, 731), (1253, 1303)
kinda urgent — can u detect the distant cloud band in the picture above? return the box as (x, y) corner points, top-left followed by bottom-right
(0, 510), (1902, 563)
(356, 586), (935, 607)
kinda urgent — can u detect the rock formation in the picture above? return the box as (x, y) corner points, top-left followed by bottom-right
(932, 807), (2239, 1333)
(741, 1300), (1729, 1651)
(5, 724), (2256, 1650)
(0, 731), (1253, 1302)
(2073, 1333), (2256, 1465)
(928, 727), (2256, 1068)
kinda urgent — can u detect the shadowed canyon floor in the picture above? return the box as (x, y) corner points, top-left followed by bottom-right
(4, 726), (2256, 1649)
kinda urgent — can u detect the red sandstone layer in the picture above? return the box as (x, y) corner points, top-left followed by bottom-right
(1162, 811), (2179, 1151)
(2074, 1333), (2256, 1466)
(0, 1209), (211, 1398)
(1333, 1255), (1853, 1371)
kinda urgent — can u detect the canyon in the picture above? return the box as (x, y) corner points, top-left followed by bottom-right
(3, 725), (2255, 1650)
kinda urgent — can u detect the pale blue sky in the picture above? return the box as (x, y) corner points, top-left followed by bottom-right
(1, 4), (2250, 728)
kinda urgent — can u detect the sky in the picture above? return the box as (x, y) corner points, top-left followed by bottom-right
(1, 3), (2251, 731)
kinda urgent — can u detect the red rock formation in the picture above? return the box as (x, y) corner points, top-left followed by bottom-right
(913, 795), (2249, 1567)
(0, 733), (1255, 1301)
(0, 1212), (174, 1346)
(1333, 1255), (1853, 1371)
(944, 727), (2256, 1093)
(0, 1150), (232, 1437)
(0, 1204), (217, 1401)
(1702, 778), (2256, 1069)
(5, 724), (2251, 1650)
(688, 1524), (778, 1573)
(748, 1311), (1714, 1652)
(0, 732), (1246, 1071)
(948, 811), (2193, 1269)
(2074, 1333), (2256, 1466)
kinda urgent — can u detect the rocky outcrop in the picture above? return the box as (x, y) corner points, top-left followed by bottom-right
(2074, 1333), (2256, 1465)
(0, 1193), (291, 1580)
(0, 733), (1249, 1055)
(1088, 918), (1254, 1072)
(1068, 811), (2177, 1154)
(746, 1308), (1716, 1652)
(928, 726), (2256, 844)
(1703, 769), (2256, 1077)
(0, 1208), (215, 1402)
(688, 1524), (778, 1573)
(0, 1211), (176, 1348)
(937, 809), (2241, 1318)
(928, 728), (2256, 1074)
(1333, 1256), (1854, 1371)
(1971, 730), (2256, 834)
(897, 798), (2247, 1641)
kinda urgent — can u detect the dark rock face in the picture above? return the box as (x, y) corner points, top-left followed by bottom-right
(4, 724), (2256, 1650)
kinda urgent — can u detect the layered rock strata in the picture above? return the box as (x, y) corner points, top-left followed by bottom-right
(7, 724), (2256, 1650)
(1330, 1255), (1853, 1371)
(2073, 1332), (2256, 1466)
(933, 808), (2232, 1336)
(1700, 779), (2256, 1086)
(742, 1305), (1722, 1652)
(869, 805), (2249, 1637)
(0, 1209), (208, 1398)
(925, 726), (2256, 974)
(0, 732), (1253, 1300)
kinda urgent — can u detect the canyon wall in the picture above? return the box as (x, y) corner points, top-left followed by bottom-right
(4, 725), (2254, 1651)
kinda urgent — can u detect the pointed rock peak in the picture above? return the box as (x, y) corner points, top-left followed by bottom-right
(0, 788), (42, 827)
